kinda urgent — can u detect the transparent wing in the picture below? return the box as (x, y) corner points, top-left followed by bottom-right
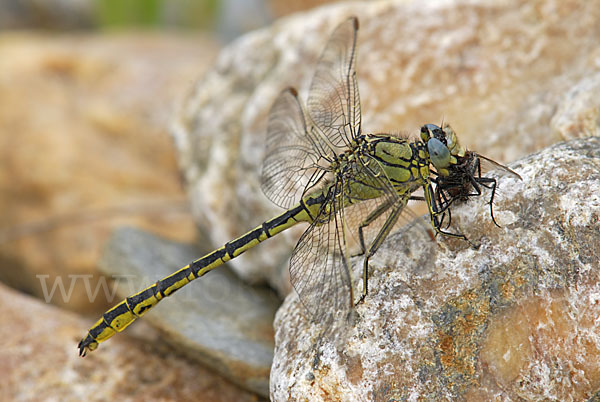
(261, 88), (332, 209)
(343, 195), (424, 257)
(478, 154), (522, 180)
(262, 17), (363, 209)
(307, 16), (361, 149)
(290, 154), (419, 321)
(289, 180), (353, 323)
(342, 154), (422, 256)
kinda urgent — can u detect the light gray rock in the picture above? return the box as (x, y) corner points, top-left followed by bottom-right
(99, 227), (278, 397)
(551, 72), (600, 141)
(271, 136), (600, 400)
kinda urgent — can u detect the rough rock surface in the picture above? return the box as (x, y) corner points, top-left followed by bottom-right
(172, 0), (600, 298)
(0, 281), (259, 402)
(271, 136), (600, 400)
(97, 227), (278, 396)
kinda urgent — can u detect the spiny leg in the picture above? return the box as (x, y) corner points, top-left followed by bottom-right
(433, 184), (454, 229)
(475, 176), (499, 227)
(356, 198), (407, 305)
(356, 198), (395, 256)
(469, 157), (500, 227)
(462, 164), (499, 227)
(424, 181), (478, 246)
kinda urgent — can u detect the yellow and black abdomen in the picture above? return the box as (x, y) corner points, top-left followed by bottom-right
(78, 198), (319, 356)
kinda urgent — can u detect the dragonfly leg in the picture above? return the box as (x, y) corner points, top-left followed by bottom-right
(474, 177), (499, 227)
(463, 171), (500, 228)
(356, 198), (395, 256)
(436, 186), (454, 229)
(356, 199), (407, 305)
(425, 182), (472, 242)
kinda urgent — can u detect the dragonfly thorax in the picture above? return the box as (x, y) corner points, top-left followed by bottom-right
(370, 135), (430, 176)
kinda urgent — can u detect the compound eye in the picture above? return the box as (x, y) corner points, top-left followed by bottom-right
(422, 124), (440, 136)
(421, 123), (441, 142)
(446, 130), (455, 149)
(427, 137), (451, 168)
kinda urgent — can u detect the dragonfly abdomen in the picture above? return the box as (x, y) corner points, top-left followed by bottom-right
(78, 200), (314, 356)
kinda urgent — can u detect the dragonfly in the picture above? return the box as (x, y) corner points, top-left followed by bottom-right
(421, 124), (522, 229)
(78, 17), (475, 356)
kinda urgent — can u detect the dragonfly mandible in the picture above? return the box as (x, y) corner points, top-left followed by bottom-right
(421, 124), (522, 229)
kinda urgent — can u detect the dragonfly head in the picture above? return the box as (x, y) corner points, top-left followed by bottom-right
(441, 124), (466, 159)
(420, 124), (466, 176)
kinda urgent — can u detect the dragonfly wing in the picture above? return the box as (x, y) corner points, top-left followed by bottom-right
(262, 17), (363, 209)
(289, 180), (354, 322)
(307, 17), (361, 149)
(342, 154), (422, 255)
(290, 155), (427, 322)
(261, 88), (331, 209)
(478, 154), (522, 180)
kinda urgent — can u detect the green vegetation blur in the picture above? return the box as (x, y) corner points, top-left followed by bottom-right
(96, 0), (219, 29)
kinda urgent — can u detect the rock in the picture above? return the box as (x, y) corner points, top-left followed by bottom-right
(0, 281), (259, 401)
(172, 0), (600, 298)
(97, 227), (278, 397)
(551, 72), (600, 141)
(0, 32), (217, 313)
(271, 136), (600, 400)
